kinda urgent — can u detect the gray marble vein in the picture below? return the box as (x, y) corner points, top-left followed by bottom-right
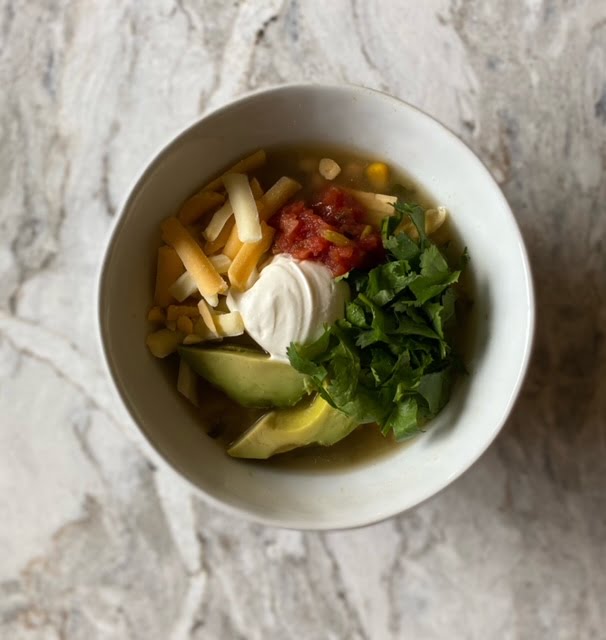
(1, 0), (605, 638)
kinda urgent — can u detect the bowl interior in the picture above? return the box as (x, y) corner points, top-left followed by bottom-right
(99, 85), (534, 529)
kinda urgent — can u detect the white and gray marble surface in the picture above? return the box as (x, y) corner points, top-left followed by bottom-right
(1, 1), (605, 638)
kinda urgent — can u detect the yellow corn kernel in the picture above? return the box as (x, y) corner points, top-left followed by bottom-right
(147, 306), (166, 325)
(165, 304), (199, 330)
(166, 305), (200, 324)
(146, 329), (184, 358)
(365, 162), (390, 190)
(176, 315), (194, 335)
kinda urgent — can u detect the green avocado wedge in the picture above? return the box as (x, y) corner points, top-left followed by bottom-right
(227, 394), (360, 459)
(178, 345), (308, 408)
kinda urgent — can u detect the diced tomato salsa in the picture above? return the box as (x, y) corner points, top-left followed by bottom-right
(268, 187), (384, 276)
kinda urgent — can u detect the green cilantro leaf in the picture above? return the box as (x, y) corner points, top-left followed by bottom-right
(287, 198), (468, 440)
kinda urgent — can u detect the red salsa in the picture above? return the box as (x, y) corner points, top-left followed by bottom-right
(269, 187), (384, 276)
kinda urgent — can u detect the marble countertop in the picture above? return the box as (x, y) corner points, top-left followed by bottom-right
(1, 1), (605, 638)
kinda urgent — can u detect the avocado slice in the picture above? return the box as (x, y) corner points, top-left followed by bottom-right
(227, 394), (359, 459)
(178, 345), (307, 408)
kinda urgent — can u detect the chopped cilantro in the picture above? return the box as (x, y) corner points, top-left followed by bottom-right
(288, 200), (468, 441)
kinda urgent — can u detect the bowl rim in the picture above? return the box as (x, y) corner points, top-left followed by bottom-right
(97, 82), (536, 531)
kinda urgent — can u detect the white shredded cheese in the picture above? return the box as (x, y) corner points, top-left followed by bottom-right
(223, 173), (263, 243)
(168, 271), (198, 302)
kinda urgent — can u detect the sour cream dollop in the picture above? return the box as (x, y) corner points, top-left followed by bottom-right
(226, 254), (349, 362)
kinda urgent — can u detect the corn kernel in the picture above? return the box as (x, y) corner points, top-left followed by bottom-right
(176, 315), (194, 335)
(146, 329), (184, 358)
(147, 306), (166, 325)
(365, 162), (390, 190)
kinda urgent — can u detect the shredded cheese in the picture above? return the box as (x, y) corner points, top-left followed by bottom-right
(154, 246), (184, 308)
(227, 222), (275, 291)
(344, 188), (396, 215)
(202, 150), (266, 192)
(222, 176), (302, 259)
(223, 173), (263, 243)
(197, 298), (218, 335)
(203, 201), (234, 242)
(259, 176), (302, 221)
(168, 271), (198, 303)
(204, 217), (235, 255)
(213, 311), (245, 337)
(201, 292), (219, 308)
(249, 177), (264, 199)
(178, 191), (224, 225)
(161, 217), (227, 298)
(208, 254), (232, 274)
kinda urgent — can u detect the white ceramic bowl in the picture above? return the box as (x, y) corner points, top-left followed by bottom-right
(98, 84), (534, 530)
